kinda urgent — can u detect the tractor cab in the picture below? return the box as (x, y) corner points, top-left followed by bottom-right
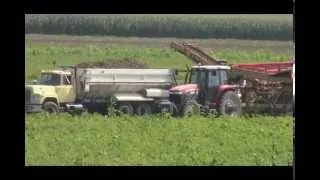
(185, 65), (231, 103)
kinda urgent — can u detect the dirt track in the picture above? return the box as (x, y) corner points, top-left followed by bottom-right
(26, 34), (293, 53)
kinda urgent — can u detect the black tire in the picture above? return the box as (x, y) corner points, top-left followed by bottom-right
(42, 101), (59, 113)
(154, 100), (178, 116)
(118, 103), (134, 116)
(218, 91), (242, 116)
(181, 100), (201, 117)
(136, 103), (152, 116)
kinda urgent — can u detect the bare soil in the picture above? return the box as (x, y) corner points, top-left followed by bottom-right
(26, 34), (293, 53)
(76, 58), (149, 69)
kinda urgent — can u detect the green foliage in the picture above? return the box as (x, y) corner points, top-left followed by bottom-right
(25, 14), (293, 41)
(25, 42), (293, 81)
(26, 113), (293, 165)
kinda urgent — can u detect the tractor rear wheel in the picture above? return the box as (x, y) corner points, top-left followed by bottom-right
(218, 91), (242, 116)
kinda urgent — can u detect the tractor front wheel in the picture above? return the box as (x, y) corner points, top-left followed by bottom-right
(181, 100), (201, 117)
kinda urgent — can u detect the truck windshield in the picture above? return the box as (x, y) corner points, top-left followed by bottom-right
(190, 69), (206, 84)
(39, 73), (61, 85)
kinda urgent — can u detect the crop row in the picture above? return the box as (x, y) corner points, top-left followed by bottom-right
(25, 14), (293, 41)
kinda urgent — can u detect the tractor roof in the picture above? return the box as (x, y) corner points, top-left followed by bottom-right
(191, 65), (231, 70)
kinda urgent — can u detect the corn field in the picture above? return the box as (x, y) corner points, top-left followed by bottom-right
(25, 14), (293, 41)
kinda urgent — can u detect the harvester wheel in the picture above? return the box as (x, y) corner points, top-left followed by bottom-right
(42, 101), (59, 113)
(275, 90), (293, 115)
(181, 100), (201, 117)
(219, 91), (242, 116)
(118, 103), (134, 116)
(136, 103), (152, 116)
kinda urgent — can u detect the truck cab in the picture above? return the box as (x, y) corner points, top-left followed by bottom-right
(25, 69), (76, 113)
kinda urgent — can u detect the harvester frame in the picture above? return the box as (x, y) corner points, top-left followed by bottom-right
(167, 41), (294, 117)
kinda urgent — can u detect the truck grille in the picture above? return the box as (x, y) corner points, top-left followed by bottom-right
(25, 89), (31, 104)
(169, 94), (182, 105)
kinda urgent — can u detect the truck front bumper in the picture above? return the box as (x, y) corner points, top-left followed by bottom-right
(25, 104), (42, 113)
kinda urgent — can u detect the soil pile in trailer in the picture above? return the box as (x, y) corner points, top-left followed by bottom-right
(76, 58), (149, 68)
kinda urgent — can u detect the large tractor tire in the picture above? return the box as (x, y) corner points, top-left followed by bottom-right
(118, 103), (134, 116)
(181, 100), (201, 117)
(42, 101), (59, 113)
(218, 91), (242, 116)
(135, 103), (152, 116)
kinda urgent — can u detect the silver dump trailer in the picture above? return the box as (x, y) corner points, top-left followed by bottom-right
(74, 68), (177, 115)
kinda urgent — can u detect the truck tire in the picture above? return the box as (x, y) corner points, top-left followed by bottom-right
(118, 103), (134, 116)
(136, 103), (152, 116)
(154, 100), (178, 116)
(218, 91), (242, 116)
(181, 100), (201, 117)
(42, 101), (59, 113)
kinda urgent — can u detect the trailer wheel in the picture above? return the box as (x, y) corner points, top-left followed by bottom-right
(136, 103), (152, 116)
(219, 91), (242, 116)
(181, 100), (201, 117)
(42, 101), (59, 113)
(154, 100), (178, 116)
(118, 103), (134, 116)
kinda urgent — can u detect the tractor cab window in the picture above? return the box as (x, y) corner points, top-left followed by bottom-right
(190, 69), (206, 84)
(63, 75), (72, 85)
(220, 70), (228, 84)
(39, 73), (61, 85)
(208, 70), (219, 87)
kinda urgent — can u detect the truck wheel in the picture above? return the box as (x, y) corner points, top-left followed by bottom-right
(136, 103), (152, 116)
(42, 101), (59, 113)
(181, 100), (201, 117)
(219, 91), (242, 116)
(118, 103), (134, 116)
(154, 100), (178, 116)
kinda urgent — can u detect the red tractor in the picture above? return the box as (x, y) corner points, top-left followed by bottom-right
(166, 42), (294, 117)
(169, 64), (242, 116)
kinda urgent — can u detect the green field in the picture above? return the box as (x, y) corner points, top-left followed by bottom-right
(25, 14), (293, 41)
(25, 34), (294, 166)
(26, 113), (293, 166)
(25, 34), (294, 81)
